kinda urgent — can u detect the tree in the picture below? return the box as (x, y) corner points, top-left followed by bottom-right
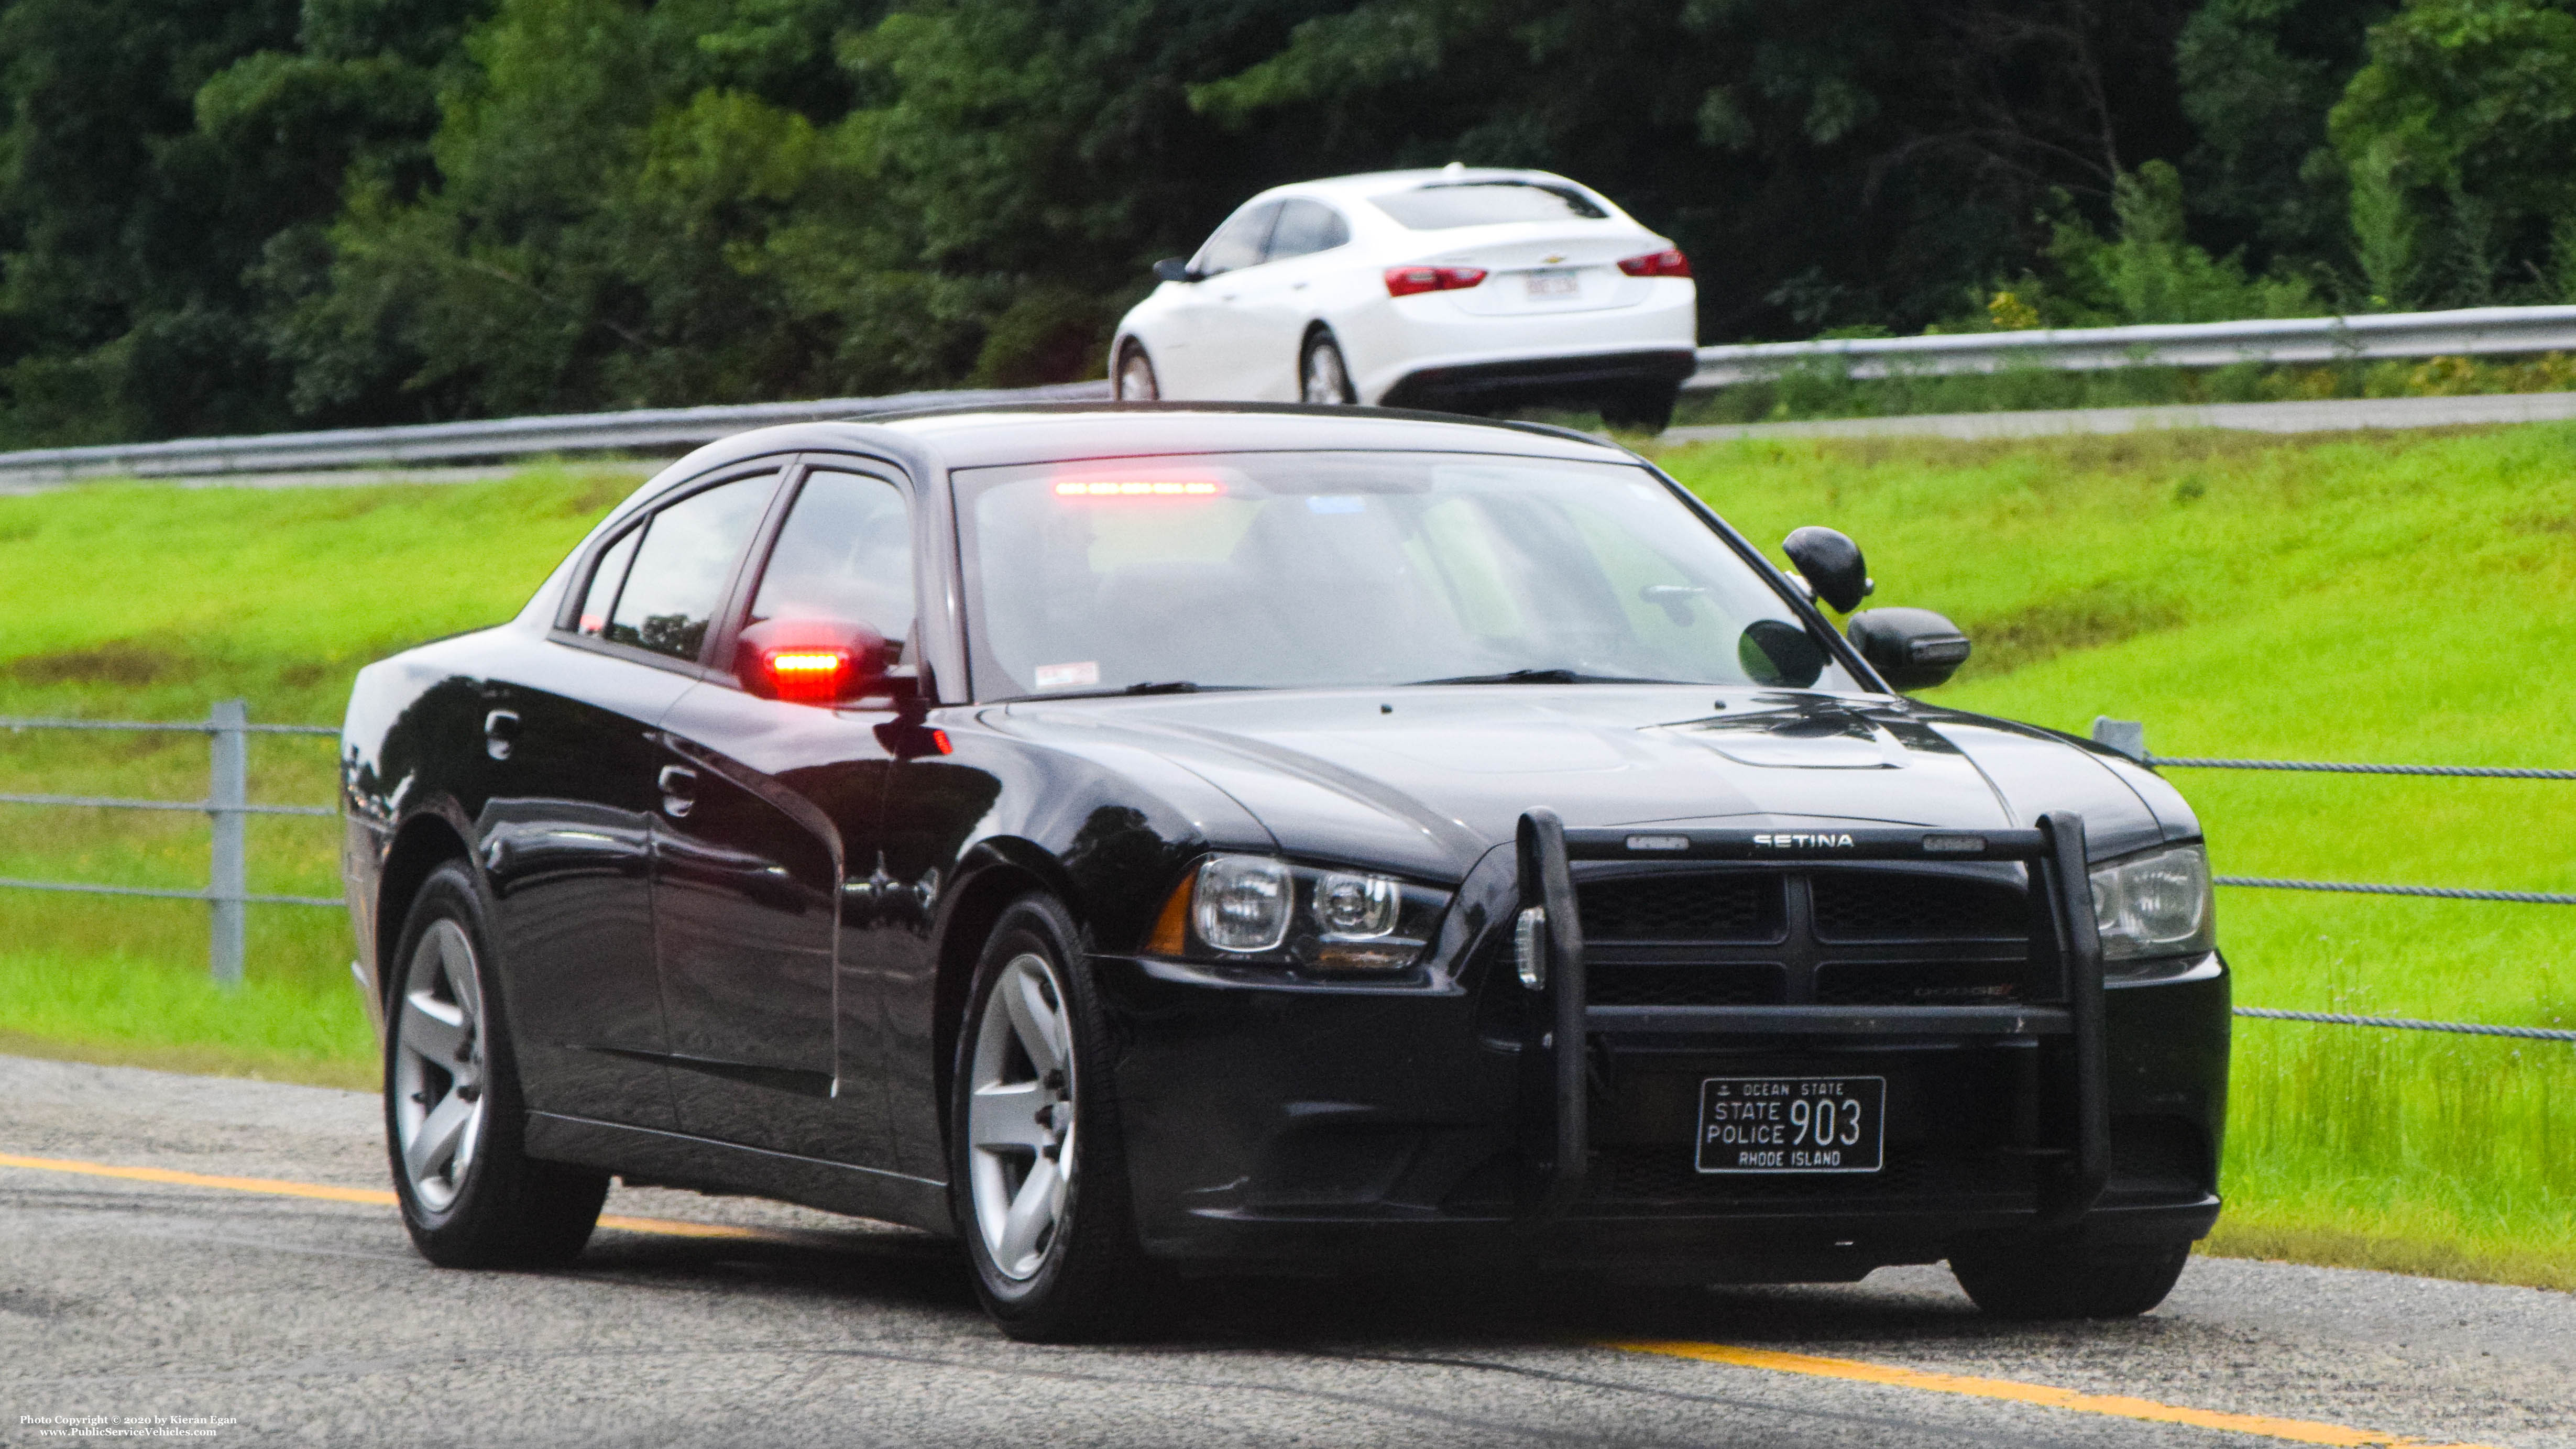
(2330, 0), (2576, 308)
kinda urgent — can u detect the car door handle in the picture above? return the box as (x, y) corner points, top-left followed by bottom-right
(657, 765), (698, 818)
(482, 709), (520, 761)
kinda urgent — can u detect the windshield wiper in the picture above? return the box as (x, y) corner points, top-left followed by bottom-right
(1004, 680), (1258, 702)
(1406, 668), (1691, 686)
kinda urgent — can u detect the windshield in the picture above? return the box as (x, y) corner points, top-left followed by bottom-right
(955, 451), (1859, 699)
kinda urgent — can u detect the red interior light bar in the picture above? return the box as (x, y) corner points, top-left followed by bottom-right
(1385, 265), (1487, 298)
(1053, 480), (1223, 498)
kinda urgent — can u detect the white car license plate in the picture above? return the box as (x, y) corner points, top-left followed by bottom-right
(1525, 269), (1580, 298)
(1696, 1075), (1886, 1173)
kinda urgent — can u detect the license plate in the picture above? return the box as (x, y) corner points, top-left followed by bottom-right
(1525, 269), (1580, 298)
(1696, 1075), (1886, 1174)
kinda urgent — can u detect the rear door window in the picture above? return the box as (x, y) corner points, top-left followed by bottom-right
(604, 474), (776, 662)
(1371, 182), (1607, 230)
(1193, 202), (1283, 275)
(1266, 200), (1350, 260)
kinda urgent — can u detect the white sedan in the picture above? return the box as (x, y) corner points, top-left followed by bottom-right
(1110, 167), (1698, 430)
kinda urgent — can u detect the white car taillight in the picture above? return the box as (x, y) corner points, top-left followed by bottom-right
(1385, 265), (1488, 298)
(1617, 249), (1692, 278)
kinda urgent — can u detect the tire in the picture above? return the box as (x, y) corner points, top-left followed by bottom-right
(1115, 344), (1160, 401)
(949, 894), (1152, 1341)
(1948, 1236), (2191, 1320)
(1600, 383), (1678, 433)
(1300, 332), (1357, 404)
(385, 860), (607, 1269)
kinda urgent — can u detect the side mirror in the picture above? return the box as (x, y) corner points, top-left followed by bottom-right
(1782, 526), (1873, 613)
(1846, 608), (1972, 691)
(1152, 257), (1198, 284)
(736, 618), (889, 705)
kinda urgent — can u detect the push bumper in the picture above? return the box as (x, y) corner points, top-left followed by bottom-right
(1096, 812), (2227, 1276)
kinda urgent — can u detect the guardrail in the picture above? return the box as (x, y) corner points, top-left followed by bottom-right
(1689, 303), (2576, 389)
(0, 382), (1113, 487)
(9, 302), (2576, 485)
(2090, 717), (2576, 1045)
(0, 702), (339, 985)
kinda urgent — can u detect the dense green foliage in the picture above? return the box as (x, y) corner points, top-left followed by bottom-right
(4, 1), (2576, 445)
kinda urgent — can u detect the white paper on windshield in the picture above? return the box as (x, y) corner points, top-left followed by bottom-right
(1034, 661), (1101, 690)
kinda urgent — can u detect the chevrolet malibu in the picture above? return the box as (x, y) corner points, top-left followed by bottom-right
(1110, 168), (1699, 429)
(339, 404), (2227, 1342)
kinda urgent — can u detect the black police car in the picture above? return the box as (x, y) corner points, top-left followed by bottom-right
(340, 404), (2225, 1341)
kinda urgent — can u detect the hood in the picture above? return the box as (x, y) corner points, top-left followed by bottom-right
(989, 686), (2179, 882)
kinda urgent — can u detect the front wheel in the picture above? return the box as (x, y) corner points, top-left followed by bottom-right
(951, 895), (1152, 1341)
(1301, 333), (1357, 404)
(386, 860), (607, 1269)
(1949, 1237), (2191, 1320)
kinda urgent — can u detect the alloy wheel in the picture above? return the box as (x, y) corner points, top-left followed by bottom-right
(966, 951), (1076, 1281)
(1117, 350), (1159, 401)
(1302, 340), (1354, 404)
(392, 917), (489, 1215)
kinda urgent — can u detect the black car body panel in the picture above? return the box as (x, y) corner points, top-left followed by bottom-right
(342, 404), (2225, 1274)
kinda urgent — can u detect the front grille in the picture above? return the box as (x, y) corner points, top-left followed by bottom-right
(1589, 963), (1786, 1006)
(1815, 961), (2027, 1005)
(1577, 873), (1780, 941)
(1811, 872), (2028, 941)
(1563, 866), (2040, 1009)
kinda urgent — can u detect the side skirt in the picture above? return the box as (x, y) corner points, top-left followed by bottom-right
(525, 1111), (955, 1237)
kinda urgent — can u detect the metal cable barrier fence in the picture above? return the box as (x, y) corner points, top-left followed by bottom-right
(2091, 717), (2573, 1047)
(0, 702), (339, 985)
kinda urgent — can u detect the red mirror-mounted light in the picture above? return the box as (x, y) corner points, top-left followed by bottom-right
(736, 618), (889, 705)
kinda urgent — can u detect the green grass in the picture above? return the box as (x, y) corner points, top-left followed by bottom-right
(1657, 424), (2576, 1288)
(2, 431), (2570, 1291)
(0, 461), (651, 1083)
(1672, 351), (2576, 426)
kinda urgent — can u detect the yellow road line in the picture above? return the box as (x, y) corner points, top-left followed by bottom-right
(1606, 1340), (2498, 1448)
(0, 1150), (788, 1243)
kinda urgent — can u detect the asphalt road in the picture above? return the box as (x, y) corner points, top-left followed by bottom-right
(1, 1054), (2567, 1449)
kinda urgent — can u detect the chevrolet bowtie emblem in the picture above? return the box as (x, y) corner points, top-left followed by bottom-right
(1542, 254), (1566, 264)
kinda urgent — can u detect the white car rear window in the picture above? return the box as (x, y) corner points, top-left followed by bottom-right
(1371, 182), (1607, 230)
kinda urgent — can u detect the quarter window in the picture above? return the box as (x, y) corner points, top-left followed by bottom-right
(604, 474), (775, 662)
(748, 471), (916, 664)
(575, 525), (643, 637)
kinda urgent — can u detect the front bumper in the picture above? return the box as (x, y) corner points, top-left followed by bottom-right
(1097, 817), (2228, 1276)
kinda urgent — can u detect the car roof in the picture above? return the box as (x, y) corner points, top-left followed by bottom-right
(1271, 167), (1595, 204)
(656, 403), (1639, 481)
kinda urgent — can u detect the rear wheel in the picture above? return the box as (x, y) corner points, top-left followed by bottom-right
(1301, 333), (1357, 404)
(1115, 344), (1160, 401)
(1599, 382), (1678, 432)
(950, 895), (1152, 1341)
(1949, 1237), (2191, 1320)
(386, 861), (607, 1269)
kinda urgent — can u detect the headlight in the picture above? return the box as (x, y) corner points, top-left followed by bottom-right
(1156, 854), (1444, 973)
(1193, 855), (1294, 953)
(2088, 843), (2216, 961)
